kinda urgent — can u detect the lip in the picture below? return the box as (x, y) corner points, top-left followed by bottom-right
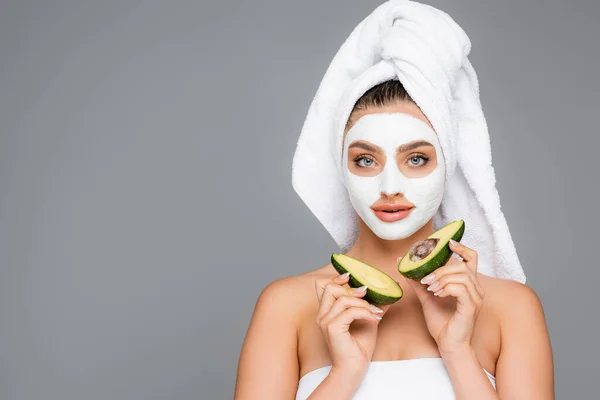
(371, 204), (414, 223)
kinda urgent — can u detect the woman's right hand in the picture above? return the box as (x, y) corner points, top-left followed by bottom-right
(315, 273), (392, 377)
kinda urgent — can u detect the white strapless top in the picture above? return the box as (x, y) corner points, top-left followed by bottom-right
(296, 357), (496, 400)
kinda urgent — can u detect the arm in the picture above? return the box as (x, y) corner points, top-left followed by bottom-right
(494, 282), (554, 399)
(306, 367), (366, 400)
(307, 274), (391, 400)
(407, 240), (553, 399)
(434, 282), (554, 399)
(234, 274), (388, 400)
(436, 281), (554, 399)
(234, 278), (300, 399)
(406, 240), (499, 399)
(441, 346), (499, 399)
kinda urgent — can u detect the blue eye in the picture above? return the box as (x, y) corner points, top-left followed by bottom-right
(408, 154), (430, 167)
(360, 158), (374, 167)
(353, 155), (376, 168)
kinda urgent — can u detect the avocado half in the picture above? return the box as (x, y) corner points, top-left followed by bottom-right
(331, 253), (403, 306)
(397, 220), (465, 280)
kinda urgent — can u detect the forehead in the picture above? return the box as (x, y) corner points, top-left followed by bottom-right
(344, 113), (438, 148)
(345, 101), (434, 131)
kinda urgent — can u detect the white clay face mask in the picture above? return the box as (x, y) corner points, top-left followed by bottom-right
(342, 113), (446, 240)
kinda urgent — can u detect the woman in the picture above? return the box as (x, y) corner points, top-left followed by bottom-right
(234, 2), (554, 399)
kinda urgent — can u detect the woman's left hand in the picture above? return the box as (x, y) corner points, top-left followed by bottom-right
(401, 240), (485, 355)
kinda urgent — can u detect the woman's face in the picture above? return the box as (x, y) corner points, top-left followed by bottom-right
(342, 102), (445, 240)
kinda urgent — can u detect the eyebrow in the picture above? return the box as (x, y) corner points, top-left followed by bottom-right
(348, 141), (381, 153)
(348, 140), (433, 153)
(397, 140), (434, 153)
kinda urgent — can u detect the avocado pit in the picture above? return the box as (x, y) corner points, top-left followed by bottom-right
(408, 238), (440, 262)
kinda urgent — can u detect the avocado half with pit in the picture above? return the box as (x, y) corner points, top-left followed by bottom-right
(331, 253), (403, 305)
(398, 220), (465, 280)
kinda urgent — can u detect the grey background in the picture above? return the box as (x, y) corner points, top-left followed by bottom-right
(0, 0), (597, 399)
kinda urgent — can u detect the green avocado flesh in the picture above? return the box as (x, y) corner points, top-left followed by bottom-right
(331, 253), (403, 305)
(398, 220), (465, 280)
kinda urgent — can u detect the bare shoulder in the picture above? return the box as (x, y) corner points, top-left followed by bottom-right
(477, 274), (547, 326)
(253, 263), (337, 323)
(234, 263), (338, 398)
(475, 277), (554, 396)
(258, 263), (336, 300)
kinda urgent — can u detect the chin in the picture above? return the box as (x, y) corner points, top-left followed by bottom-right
(372, 230), (415, 241)
(367, 221), (424, 241)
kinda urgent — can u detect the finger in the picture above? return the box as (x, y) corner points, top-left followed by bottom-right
(431, 275), (483, 313)
(316, 281), (353, 319)
(378, 303), (393, 315)
(419, 262), (473, 285)
(320, 295), (382, 328)
(449, 240), (478, 272)
(327, 307), (383, 336)
(432, 273), (480, 300)
(316, 283), (368, 323)
(435, 283), (481, 316)
(315, 273), (350, 302)
(428, 266), (484, 298)
(446, 254), (463, 264)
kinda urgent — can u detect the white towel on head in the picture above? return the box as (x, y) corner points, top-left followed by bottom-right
(291, 0), (526, 283)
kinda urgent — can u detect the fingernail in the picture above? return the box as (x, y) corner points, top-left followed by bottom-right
(339, 272), (350, 279)
(434, 289), (444, 296)
(370, 304), (384, 313)
(352, 285), (367, 294)
(449, 239), (459, 247)
(372, 314), (383, 320)
(421, 273), (435, 284)
(427, 281), (440, 291)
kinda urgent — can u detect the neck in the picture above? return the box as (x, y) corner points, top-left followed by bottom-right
(345, 219), (435, 279)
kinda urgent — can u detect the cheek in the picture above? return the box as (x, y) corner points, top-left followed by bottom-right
(405, 169), (445, 199)
(344, 175), (382, 204)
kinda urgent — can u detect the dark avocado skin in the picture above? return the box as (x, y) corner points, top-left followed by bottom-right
(331, 254), (403, 306)
(399, 221), (465, 280)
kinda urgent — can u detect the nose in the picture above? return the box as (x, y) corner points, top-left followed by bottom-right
(381, 190), (403, 198)
(379, 162), (406, 197)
